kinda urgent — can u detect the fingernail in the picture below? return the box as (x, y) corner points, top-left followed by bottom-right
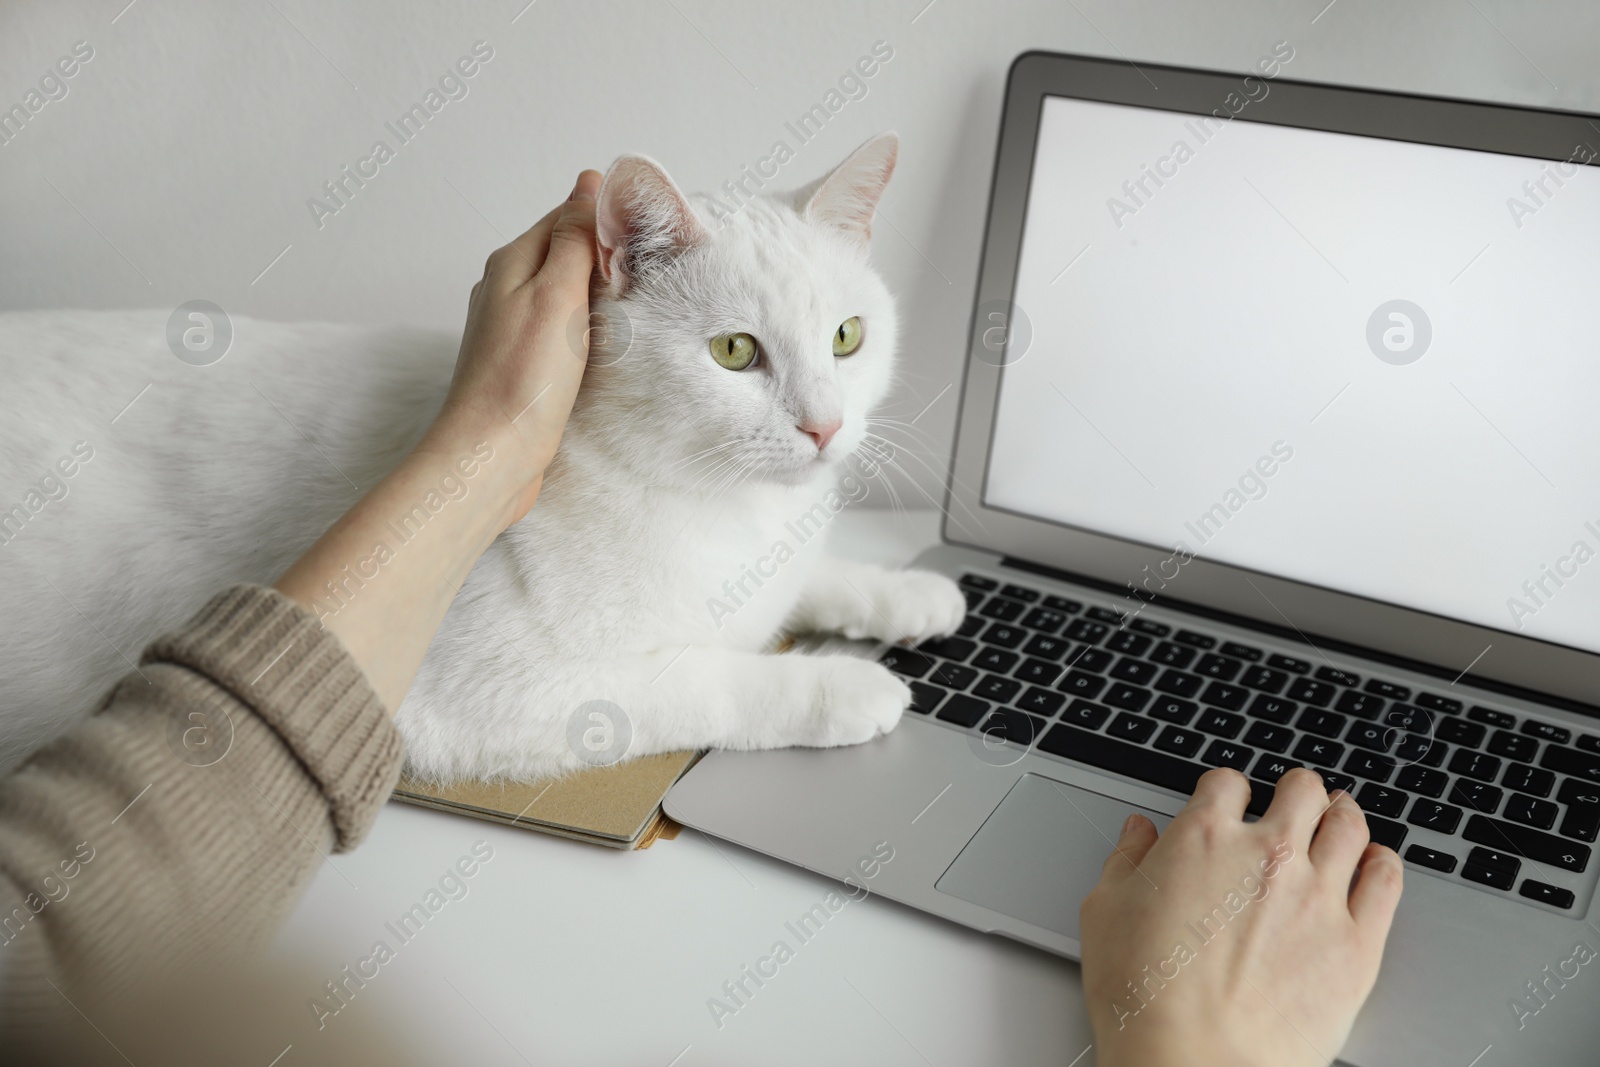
(570, 173), (595, 203)
(1120, 813), (1138, 836)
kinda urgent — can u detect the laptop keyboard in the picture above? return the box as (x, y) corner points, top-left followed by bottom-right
(880, 571), (1600, 914)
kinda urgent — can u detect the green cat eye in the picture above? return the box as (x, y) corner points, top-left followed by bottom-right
(833, 316), (864, 357)
(710, 332), (759, 371)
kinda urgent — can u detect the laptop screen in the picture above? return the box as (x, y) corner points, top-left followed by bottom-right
(983, 93), (1600, 655)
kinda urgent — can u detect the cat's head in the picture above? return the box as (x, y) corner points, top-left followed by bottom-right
(581, 133), (899, 490)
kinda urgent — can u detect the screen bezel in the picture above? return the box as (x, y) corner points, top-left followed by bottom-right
(944, 50), (1600, 712)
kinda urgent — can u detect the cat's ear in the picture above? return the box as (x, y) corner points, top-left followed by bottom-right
(798, 131), (899, 244)
(595, 155), (708, 291)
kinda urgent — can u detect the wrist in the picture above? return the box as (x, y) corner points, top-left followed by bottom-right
(409, 420), (545, 537)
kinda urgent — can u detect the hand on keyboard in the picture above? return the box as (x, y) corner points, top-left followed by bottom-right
(1079, 767), (1403, 1067)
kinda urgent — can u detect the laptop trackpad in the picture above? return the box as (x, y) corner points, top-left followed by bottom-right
(935, 774), (1173, 939)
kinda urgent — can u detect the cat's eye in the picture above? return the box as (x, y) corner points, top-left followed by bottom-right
(709, 332), (759, 371)
(833, 316), (864, 357)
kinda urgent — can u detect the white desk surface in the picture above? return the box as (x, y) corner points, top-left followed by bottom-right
(274, 508), (1094, 1067)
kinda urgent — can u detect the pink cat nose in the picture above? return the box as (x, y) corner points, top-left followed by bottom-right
(800, 419), (843, 452)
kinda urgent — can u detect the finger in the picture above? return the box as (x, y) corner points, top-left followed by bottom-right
(1348, 842), (1404, 940)
(1100, 812), (1159, 880)
(1182, 767), (1253, 821)
(1260, 766), (1331, 850)
(1307, 791), (1370, 875)
(534, 171), (600, 303)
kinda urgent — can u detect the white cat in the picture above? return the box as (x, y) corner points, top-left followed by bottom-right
(0, 132), (966, 781)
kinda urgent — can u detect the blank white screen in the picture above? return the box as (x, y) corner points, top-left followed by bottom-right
(985, 94), (1600, 654)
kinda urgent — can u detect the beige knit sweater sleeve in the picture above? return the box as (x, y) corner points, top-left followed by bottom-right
(0, 585), (405, 1040)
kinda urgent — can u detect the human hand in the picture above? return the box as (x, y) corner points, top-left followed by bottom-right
(1080, 768), (1404, 1067)
(421, 169), (602, 532)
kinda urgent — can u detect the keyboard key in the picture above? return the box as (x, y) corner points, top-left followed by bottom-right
(908, 682), (945, 714)
(1104, 683), (1153, 712)
(1468, 706), (1516, 729)
(1540, 745), (1600, 784)
(1203, 740), (1255, 771)
(880, 648), (934, 677)
(1058, 671), (1107, 699)
(1268, 653), (1311, 675)
(1110, 658), (1160, 686)
(1357, 784), (1409, 818)
(1335, 690), (1385, 720)
(1405, 845), (1457, 873)
(1022, 608), (1068, 633)
(1382, 704), (1430, 733)
(957, 614), (985, 638)
(1395, 765), (1448, 798)
(1438, 718), (1487, 747)
(1294, 736), (1345, 766)
(1448, 780), (1502, 814)
(1462, 847), (1519, 890)
(1196, 709), (1245, 739)
(978, 709), (1045, 746)
(1061, 699), (1112, 730)
(980, 596), (1026, 622)
(1086, 606), (1122, 624)
(1174, 630), (1216, 649)
(1287, 678), (1336, 707)
(1501, 762), (1554, 797)
(1221, 641), (1263, 663)
(1579, 733), (1600, 754)
(1014, 658), (1063, 686)
(1018, 686), (1066, 717)
(962, 586), (985, 611)
(1244, 722), (1294, 753)
(929, 662), (979, 690)
(1128, 617), (1168, 636)
(1148, 696), (1199, 724)
(1064, 619), (1110, 643)
(1105, 631), (1152, 656)
(959, 574), (997, 591)
(974, 674), (1023, 703)
(1316, 666), (1361, 688)
(1345, 721), (1394, 752)
(1463, 815), (1591, 872)
(1000, 583), (1039, 603)
(1449, 749), (1502, 782)
(1043, 594), (1082, 613)
(982, 623), (1026, 649)
(1318, 770), (1359, 794)
(1365, 814), (1408, 851)
(1364, 679), (1411, 700)
(1021, 634), (1071, 660)
(1238, 666), (1288, 694)
(1252, 754), (1302, 783)
(1195, 654), (1243, 681)
(1408, 799), (1464, 834)
(1556, 779), (1600, 842)
(1414, 692), (1463, 715)
(1154, 670), (1204, 698)
(1038, 723), (1268, 814)
(973, 647), (1019, 673)
(919, 636), (976, 662)
(1521, 720), (1571, 744)
(1108, 713), (1158, 744)
(1248, 694), (1298, 724)
(936, 694), (990, 727)
(1150, 642), (1197, 669)
(1299, 708), (1349, 739)
(1505, 794), (1558, 830)
(1200, 681), (1249, 711)
(1155, 726), (1205, 759)
(1519, 880), (1575, 908)
(1064, 648), (1114, 673)
(1487, 730), (1538, 762)
(1394, 735), (1446, 768)
(1344, 750), (1396, 783)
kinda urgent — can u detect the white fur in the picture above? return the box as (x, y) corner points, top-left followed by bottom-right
(0, 133), (965, 781)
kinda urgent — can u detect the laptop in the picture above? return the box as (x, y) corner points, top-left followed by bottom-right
(664, 50), (1600, 1064)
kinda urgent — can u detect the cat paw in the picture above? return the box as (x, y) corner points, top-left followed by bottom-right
(799, 657), (909, 746)
(837, 569), (967, 644)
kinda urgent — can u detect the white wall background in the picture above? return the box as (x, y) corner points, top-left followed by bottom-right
(4, 0), (1599, 505)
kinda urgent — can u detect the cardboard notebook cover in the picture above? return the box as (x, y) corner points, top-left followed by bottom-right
(391, 750), (698, 850)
